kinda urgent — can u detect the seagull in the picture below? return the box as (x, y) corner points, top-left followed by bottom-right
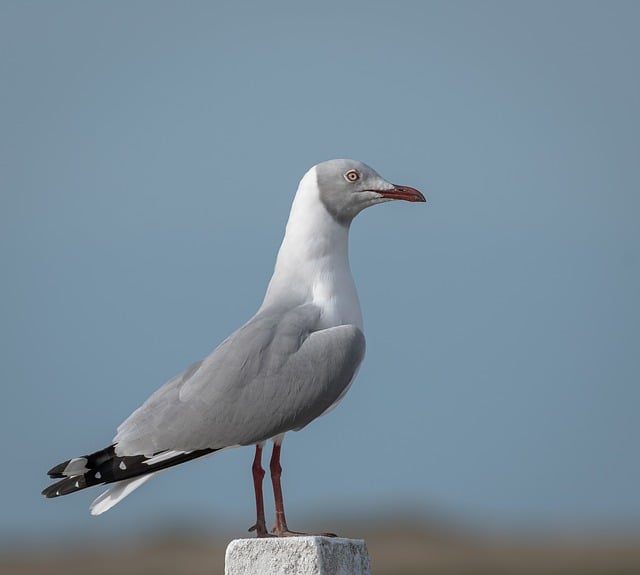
(42, 159), (425, 537)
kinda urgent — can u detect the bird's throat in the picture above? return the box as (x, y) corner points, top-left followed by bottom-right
(261, 176), (363, 329)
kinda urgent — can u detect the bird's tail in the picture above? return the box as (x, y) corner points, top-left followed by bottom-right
(42, 445), (217, 514)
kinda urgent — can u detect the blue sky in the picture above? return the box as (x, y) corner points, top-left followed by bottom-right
(1, 1), (639, 542)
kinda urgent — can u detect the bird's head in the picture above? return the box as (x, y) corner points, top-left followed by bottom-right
(314, 159), (425, 225)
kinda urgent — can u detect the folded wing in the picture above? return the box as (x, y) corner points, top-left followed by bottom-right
(113, 303), (366, 456)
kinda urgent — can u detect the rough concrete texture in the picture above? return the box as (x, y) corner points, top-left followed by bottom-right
(225, 537), (371, 575)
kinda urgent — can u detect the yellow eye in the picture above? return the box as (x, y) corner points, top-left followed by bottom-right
(344, 169), (360, 182)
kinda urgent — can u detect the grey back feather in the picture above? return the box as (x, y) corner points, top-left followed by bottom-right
(114, 303), (365, 455)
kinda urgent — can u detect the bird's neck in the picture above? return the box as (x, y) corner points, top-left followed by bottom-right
(261, 170), (363, 329)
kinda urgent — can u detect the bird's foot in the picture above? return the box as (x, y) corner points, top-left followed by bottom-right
(272, 525), (338, 538)
(248, 522), (276, 538)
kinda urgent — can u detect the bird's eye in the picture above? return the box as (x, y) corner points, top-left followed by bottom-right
(344, 169), (361, 182)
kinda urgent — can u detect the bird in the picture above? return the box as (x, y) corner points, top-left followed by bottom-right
(42, 158), (425, 537)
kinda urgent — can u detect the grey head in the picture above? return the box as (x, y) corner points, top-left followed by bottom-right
(315, 159), (425, 226)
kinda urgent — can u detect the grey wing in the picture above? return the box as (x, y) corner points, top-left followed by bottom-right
(113, 304), (365, 456)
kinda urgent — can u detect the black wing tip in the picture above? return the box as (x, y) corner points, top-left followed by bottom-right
(45, 445), (116, 479)
(42, 446), (218, 499)
(47, 461), (70, 479)
(42, 485), (55, 498)
(42, 483), (62, 498)
(42, 476), (88, 498)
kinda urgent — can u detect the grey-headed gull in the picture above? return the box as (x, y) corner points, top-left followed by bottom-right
(42, 159), (425, 537)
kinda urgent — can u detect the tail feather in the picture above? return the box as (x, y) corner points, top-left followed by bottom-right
(42, 445), (217, 511)
(90, 474), (157, 516)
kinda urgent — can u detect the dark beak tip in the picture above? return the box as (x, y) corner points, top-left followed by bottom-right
(391, 184), (426, 203)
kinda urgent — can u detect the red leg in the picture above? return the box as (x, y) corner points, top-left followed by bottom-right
(269, 441), (337, 537)
(269, 442), (291, 535)
(247, 444), (273, 538)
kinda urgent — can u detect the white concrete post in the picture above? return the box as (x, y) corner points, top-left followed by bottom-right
(225, 537), (372, 575)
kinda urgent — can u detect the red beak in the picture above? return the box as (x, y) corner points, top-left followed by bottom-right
(378, 184), (426, 203)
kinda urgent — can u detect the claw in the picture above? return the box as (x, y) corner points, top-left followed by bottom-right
(248, 522), (275, 538)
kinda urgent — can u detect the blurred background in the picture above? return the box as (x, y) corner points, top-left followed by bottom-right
(1, 1), (639, 573)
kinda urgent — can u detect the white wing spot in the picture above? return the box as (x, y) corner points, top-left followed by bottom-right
(63, 457), (89, 476)
(119, 461), (127, 470)
(95, 472), (102, 479)
(75, 481), (79, 488)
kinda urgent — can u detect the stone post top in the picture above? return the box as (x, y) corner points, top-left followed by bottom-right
(225, 536), (372, 575)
